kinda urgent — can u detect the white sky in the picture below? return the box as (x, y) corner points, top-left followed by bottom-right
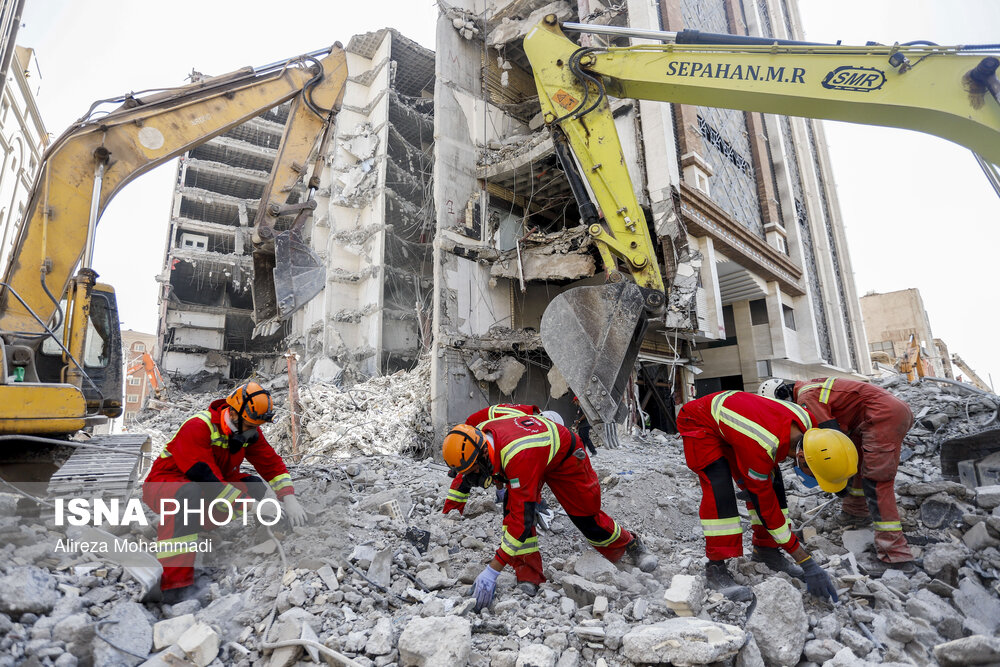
(15, 1), (1000, 387)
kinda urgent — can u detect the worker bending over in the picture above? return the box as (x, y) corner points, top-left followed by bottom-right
(677, 390), (853, 602)
(443, 404), (539, 515)
(142, 382), (306, 601)
(760, 377), (915, 568)
(442, 405), (657, 611)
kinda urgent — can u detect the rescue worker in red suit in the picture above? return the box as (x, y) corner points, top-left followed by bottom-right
(442, 406), (657, 611)
(443, 404), (538, 515)
(677, 390), (850, 602)
(760, 377), (916, 569)
(142, 382), (307, 602)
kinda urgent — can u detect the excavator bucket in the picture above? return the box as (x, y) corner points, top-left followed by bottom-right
(541, 282), (650, 441)
(252, 230), (326, 323)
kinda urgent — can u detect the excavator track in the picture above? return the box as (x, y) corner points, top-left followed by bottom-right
(46, 434), (152, 501)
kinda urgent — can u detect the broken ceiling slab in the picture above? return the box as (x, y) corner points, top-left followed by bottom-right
(487, 1), (575, 47)
(467, 354), (527, 396)
(489, 226), (595, 282)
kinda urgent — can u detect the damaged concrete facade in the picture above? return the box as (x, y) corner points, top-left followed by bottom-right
(430, 0), (870, 433)
(157, 30), (435, 382)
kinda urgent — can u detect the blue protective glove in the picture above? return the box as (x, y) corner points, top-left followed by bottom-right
(799, 556), (838, 602)
(472, 565), (501, 611)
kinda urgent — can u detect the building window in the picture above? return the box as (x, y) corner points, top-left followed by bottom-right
(128, 377), (142, 386)
(749, 299), (769, 325)
(133, 342), (145, 352)
(870, 340), (895, 355)
(782, 305), (796, 330)
(180, 232), (208, 250)
(126, 395), (139, 403)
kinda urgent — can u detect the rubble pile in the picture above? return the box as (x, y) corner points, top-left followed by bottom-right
(877, 375), (999, 444)
(2, 375), (1000, 666)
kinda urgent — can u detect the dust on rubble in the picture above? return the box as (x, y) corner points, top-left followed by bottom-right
(3, 372), (1000, 665)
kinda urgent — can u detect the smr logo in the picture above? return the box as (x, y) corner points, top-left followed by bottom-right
(822, 66), (887, 92)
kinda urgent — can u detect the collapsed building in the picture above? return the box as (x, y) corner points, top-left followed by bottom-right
(429, 0), (871, 434)
(157, 29), (436, 383)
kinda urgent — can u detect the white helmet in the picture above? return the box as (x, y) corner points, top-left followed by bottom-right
(758, 378), (784, 399)
(540, 410), (565, 426)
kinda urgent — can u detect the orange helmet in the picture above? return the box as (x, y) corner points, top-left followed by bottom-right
(442, 424), (490, 476)
(226, 382), (274, 426)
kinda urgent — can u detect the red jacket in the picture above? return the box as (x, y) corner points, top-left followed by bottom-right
(443, 404), (538, 514)
(146, 399), (294, 499)
(479, 413), (578, 569)
(678, 391), (814, 552)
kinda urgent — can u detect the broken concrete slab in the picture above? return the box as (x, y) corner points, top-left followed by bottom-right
(976, 484), (1000, 509)
(176, 621), (219, 667)
(745, 578), (807, 667)
(662, 574), (704, 617)
(398, 615), (471, 666)
(366, 617), (394, 656)
(92, 601), (152, 667)
(0, 566), (60, 615)
(560, 574), (619, 607)
(266, 620), (302, 667)
(516, 643), (556, 667)
(572, 550), (618, 584)
(841, 528), (876, 556)
(963, 522), (1000, 550)
(621, 618), (746, 667)
(367, 548), (393, 589)
(152, 613), (196, 651)
(920, 493), (970, 529)
(933, 634), (1000, 666)
(954, 576), (1000, 633)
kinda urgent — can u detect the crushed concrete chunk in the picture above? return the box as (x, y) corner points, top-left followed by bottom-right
(933, 634), (1000, 666)
(746, 578), (807, 667)
(92, 601), (152, 667)
(176, 621), (219, 667)
(398, 615), (471, 666)
(663, 574), (704, 617)
(0, 566), (60, 615)
(152, 614), (195, 651)
(516, 643), (556, 667)
(622, 618), (746, 666)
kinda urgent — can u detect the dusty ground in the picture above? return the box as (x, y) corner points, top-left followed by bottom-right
(1, 368), (999, 666)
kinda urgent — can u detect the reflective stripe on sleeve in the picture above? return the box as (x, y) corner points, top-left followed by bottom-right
(719, 409), (779, 458)
(767, 519), (794, 545)
(217, 484), (241, 504)
(269, 473), (293, 492)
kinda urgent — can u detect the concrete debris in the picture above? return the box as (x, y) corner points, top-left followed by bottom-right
(662, 574), (704, 617)
(398, 615), (471, 665)
(8, 363), (1000, 667)
(467, 354), (526, 396)
(621, 618), (747, 666)
(486, 1), (574, 47)
(745, 578), (807, 666)
(0, 565), (60, 615)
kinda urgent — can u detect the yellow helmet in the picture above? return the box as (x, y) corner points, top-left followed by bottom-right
(802, 428), (858, 493)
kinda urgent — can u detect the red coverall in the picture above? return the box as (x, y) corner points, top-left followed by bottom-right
(443, 404), (537, 514)
(462, 411), (633, 584)
(677, 391), (813, 561)
(794, 378), (914, 563)
(143, 399), (295, 590)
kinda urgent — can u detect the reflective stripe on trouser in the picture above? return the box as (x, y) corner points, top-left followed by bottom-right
(692, 457), (744, 560)
(743, 466), (794, 549)
(446, 489), (469, 503)
(502, 442), (633, 585)
(841, 474), (912, 563)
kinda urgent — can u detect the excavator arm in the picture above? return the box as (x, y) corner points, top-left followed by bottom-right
(523, 16), (1000, 430)
(0, 45), (348, 337)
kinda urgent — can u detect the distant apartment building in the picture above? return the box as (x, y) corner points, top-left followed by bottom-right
(859, 288), (951, 378)
(122, 329), (157, 421)
(156, 30), (435, 383)
(0, 43), (45, 274)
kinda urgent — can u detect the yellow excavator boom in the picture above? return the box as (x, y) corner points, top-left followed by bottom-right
(523, 16), (1000, 431)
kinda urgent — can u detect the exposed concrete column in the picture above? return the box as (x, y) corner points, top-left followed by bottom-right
(764, 282), (788, 361)
(696, 235), (724, 340)
(731, 300), (761, 391)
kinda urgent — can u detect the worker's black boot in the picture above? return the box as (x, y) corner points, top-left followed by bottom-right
(837, 511), (872, 528)
(752, 547), (804, 579)
(625, 535), (658, 573)
(704, 560), (753, 602)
